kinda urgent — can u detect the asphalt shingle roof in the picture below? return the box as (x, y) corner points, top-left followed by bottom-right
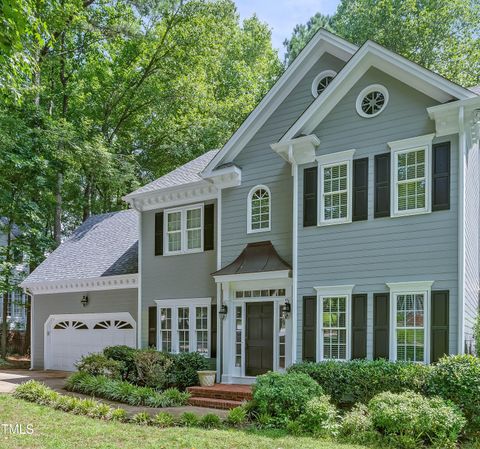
(128, 149), (219, 197)
(23, 210), (138, 285)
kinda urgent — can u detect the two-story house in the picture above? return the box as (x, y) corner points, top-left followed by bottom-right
(22, 30), (480, 383)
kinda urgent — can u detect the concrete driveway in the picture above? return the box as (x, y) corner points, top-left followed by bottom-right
(0, 369), (227, 417)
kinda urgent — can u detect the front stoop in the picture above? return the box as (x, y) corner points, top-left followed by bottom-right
(187, 384), (253, 410)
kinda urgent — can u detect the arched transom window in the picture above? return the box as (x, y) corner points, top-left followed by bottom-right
(247, 185), (271, 233)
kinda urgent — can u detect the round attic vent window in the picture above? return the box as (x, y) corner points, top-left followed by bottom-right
(356, 84), (389, 118)
(311, 70), (337, 97)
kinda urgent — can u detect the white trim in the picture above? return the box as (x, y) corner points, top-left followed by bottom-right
(312, 70), (337, 98)
(201, 30), (357, 176)
(137, 210), (142, 348)
(163, 203), (204, 256)
(314, 285), (354, 361)
(216, 189), (222, 381)
(317, 150), (355, 226)
(280, 41), (474, 142)
(291, 162), (298, 364)
(458, 106), (466, 354)
(213, 270), (291, 283)
(271, 135), (320, 164)
(355, 84), (389, 118)
(389, 134), (434, 218)
(22, 273), (139, 295)
(26, 290), (34, 369)
(155, 298), (212, 356)
(387, 281), (433, 363)
(247, 185), (271, 234)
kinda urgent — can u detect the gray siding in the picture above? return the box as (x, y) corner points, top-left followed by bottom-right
(140, 202), (217, 347)
(464, 136), (480, 353)
(222, 53), (347, 266)
(297, 67), (459, 360)
(32, 288), (137, 369)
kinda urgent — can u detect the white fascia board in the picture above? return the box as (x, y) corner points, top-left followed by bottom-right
(427, 97), (480, 137)
(213, 270), (291, 283)
(154, 297), (212, 307)
(201, 30), (357, 177)
(202, 165), (242, 188)
(270, 134), (320, 164)
(22, 273), (139, 295)
(314, 284), (355, 296)
(281, 41), (475, 141)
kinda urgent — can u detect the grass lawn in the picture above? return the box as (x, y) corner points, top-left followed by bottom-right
(0, 395), (366, 449)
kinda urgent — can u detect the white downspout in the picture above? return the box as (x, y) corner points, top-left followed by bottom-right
(216, 190), (222, 382)
(290, 144), (298, 364)
(135, 205), (142, 349)
(458, 105), (466, 354)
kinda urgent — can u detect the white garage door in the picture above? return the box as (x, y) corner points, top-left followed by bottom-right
(45, 312), (136, 371)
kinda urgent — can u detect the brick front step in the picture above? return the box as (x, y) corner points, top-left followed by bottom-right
(187, 385), (253, 402)
(188, 396), (245, 410)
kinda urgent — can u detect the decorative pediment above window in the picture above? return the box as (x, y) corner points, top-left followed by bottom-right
(270, 134), (320, 165)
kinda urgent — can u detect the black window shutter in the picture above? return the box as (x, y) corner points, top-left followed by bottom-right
(303, 167), (318, 227)
(204, 204), (215, 251)
(352, 294), (368, 359)
(374, 153), (391, 218)
(303, 296), (317, 361)
(210, 304), (217, 358)
(353, 158), (369, 221)
(373, 293), (389, 359)
(431, 291), (449, 363)
(148, 306), (157, 348)
(154, 212), (164, 256)
(432, 142), (451, 211)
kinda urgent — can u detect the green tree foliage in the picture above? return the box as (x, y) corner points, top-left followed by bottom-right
(283, 0), (480, 87)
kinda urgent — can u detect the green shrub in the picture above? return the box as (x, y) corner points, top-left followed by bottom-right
(72, 398), (99, 416)
(178, 412), (199, 427)
(65, 372), (188, 407)
(103, 345), (137, 380)
(226, 406), (248, 427)
(53, 395), (78, 412)
(427, 354), (480, 432)
(153, 411), (175, 428)
(14, 380), (54, 403)
(253, 371), (323, 426)
(368, 391), (466, 447)
(288, 359), (430, 405)
(109, 408), (128, 422)
(339, 404), (378, 445)
(133, 349), (172, 389)
(75, 353), (124, 379)
(200, 413), (222, 429)
(167, 352), (209, 390)
(290, 396), (339, 438)
(131, 412), (151, 425)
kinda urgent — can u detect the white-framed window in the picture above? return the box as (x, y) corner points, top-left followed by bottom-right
(155, 298), (211, 356)
(314, 285), (354, 361)
(164, 204), (204, 255)
(317, 149), (355, 225)
(387, 281), (433, 364)
(356, 84), (389, 118)
(311, 70), (337, 97)
(247, 185), (271, 233)
(389, 134), (434, 217)
(235, 306), (243, 368)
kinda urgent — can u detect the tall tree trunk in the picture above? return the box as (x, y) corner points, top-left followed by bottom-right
(54, 172), (63, 246)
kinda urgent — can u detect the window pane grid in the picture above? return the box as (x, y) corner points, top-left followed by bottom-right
(160, 308), (172, 352)
(178, 307), (190, 353)
(250, 188), (270, 230)
(323, 163), (348, 220)
(235, 306), (242, 367)
(279, 305), (286, 369)
(396, 293), (425, 362)
(322, 296), (347, 360)
(166, 207), (202, 254)
(186, 208), (202, 250)
(196, 306), (208, 355)
(397, 149), (426, 211)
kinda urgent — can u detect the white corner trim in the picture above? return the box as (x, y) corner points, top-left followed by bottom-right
(355, 84), (389, 118)
(314, 284), (355, 296)
(22, 273), (139, 295)
(137, 210), (142, 349)
(386, 281), (434, 292)
(458, 105), (466, 354)
(154, 297), (212, 307)
(247, 185), (271, 234)
(213, 270), (291, 283)
(388, 133), (435, 151)
(201, 30), (357, 176)
(311, 70), (337, 98)
(316, 148), (356, 165)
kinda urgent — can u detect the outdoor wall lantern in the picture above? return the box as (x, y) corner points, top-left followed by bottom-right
(219, 304), (228, 318)
(81, 295), (89, 307)
(282, 299), (291, 319)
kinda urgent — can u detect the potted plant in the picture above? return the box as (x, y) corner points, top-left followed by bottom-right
(197, 370), (216, 387)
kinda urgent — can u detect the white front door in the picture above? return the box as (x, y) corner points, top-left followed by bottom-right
(44, 312), (136, 371)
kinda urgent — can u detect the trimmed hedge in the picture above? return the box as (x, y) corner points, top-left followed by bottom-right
(288, 359), (431, 405)
(427, 354), (480, 432)
(65, 372), (189, 407)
